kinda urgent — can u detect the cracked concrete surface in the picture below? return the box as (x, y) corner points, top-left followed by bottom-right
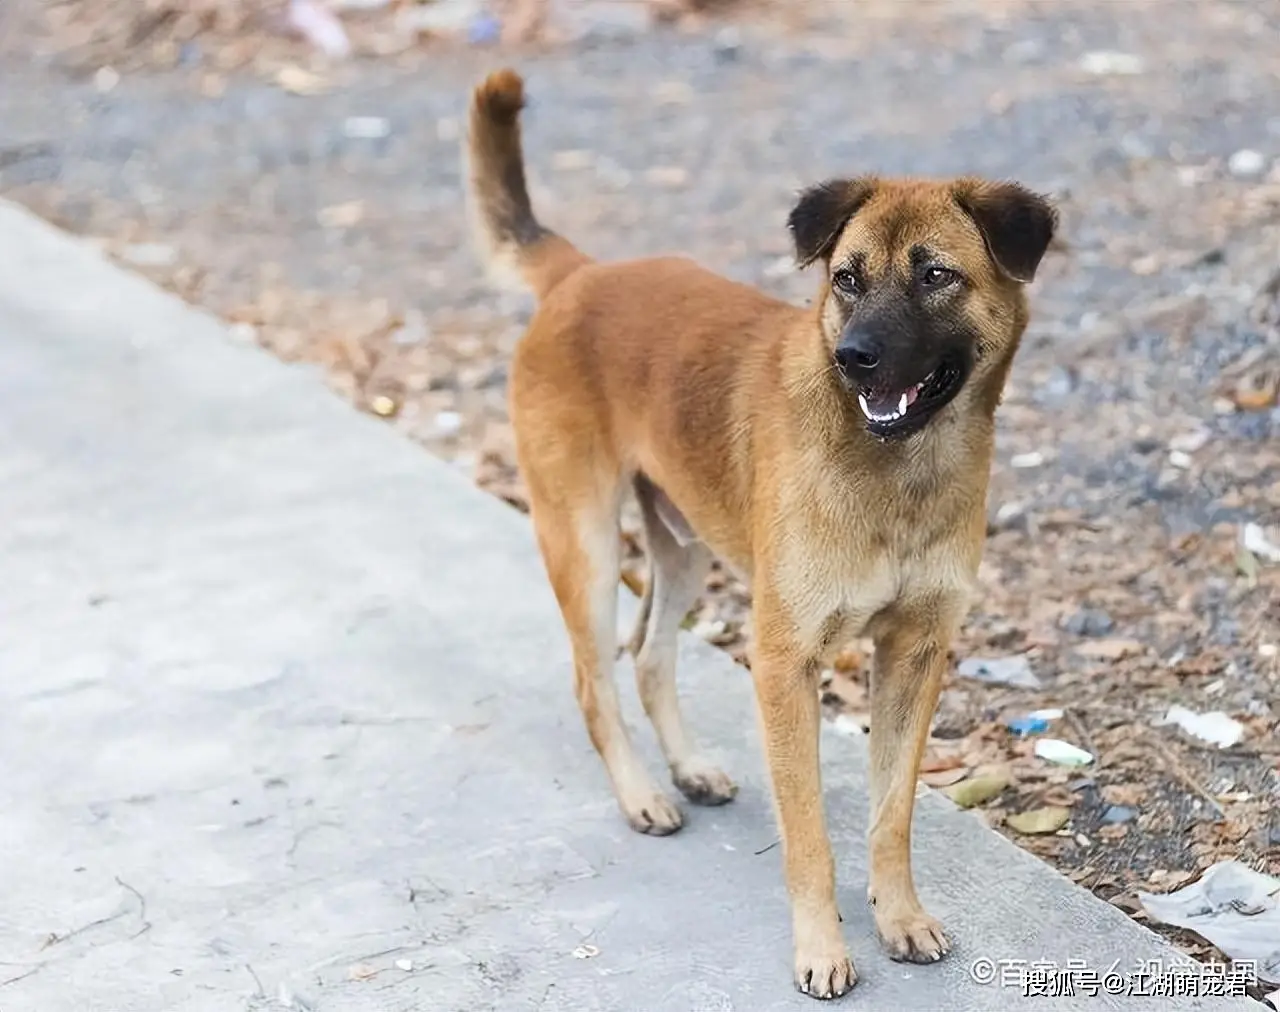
(0, 201), (1261, 1010)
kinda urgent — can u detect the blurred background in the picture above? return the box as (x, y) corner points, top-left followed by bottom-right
(1, 0), (1276, 991)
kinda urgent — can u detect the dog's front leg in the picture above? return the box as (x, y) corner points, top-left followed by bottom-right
(866, 610), (954, 963)
(751, 609), (856, 999)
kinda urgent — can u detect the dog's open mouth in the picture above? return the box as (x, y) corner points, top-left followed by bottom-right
(854, 355), (967, 439)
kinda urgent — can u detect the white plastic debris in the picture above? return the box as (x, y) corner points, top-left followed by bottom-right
(1079, 51), (1144, 76)
(434, 411), (463, 435)
(1034, 739), (1094, 767)
(572, 943), (600, 959)
(957, 655), (1041, 690)
(1010, 451), (1045, 469)
(1137, 861), (1280, 984)
(287, 0), (352, 58)
(394, 958), (413, 972)
(1242, 523), (1280, 563)
(832, 714), (866, 737)
(1028, 708), (1065, 721)
(1158, 705), (1245, 749)
(1228, 149), (1267, 179)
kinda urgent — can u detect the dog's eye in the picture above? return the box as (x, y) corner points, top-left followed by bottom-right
(920, 265), (959, 289)
(831, 269), (860, 296)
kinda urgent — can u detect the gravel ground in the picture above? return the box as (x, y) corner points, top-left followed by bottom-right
(2, 0), (1278, 988)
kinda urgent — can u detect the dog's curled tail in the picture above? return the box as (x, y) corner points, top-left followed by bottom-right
(465, 69), (589, 300)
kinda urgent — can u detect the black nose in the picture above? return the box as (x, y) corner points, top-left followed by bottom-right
(834, 333), (882, 377)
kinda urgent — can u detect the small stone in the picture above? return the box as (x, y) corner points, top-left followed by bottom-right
(1169, 428), (1211, 454)
(94, 66), (121, 93)
(712, 27), (742, 63)
(1228, 149), (1267, 179)
(1102, 805), (1138, 825)
(369, 395), (398, 418)
(1168, 449), (1193, 469)
(1063, 608), (1115, 638)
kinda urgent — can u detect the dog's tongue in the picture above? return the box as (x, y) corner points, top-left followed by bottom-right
(858, 383), (921, 423)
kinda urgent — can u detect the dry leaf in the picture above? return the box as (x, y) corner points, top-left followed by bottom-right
(1007, 806), (1071, 835)
(276, 64), (327, 95)
(943, 774), (1009, 809)
(920, 767), (968, 788)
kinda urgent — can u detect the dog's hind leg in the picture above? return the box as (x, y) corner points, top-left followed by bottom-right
(525, 468), (684, 836)
(630, 476), (738, 806)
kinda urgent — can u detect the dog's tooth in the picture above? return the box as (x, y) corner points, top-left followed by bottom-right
(857, 393), (871, 420)
(898, 392), (908, 415)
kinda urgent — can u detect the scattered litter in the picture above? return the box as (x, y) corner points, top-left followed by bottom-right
(1228, 149), (1267, 179)
(1007, 715), (1050, 736)
(572, 944), (600, 959)
(1102, 805), (1138, 825)
(1242, 523), (1280, 563)
(942, 774), (1009, 809)
(1079, 50), (1144, 76)
(1158, 705), (1245, 749)
(994, 500), (1027, 526)
(344, 116), (391, 140)
(1010, 451), (1045, 469)
(832, 714), (866, 737)
(1137, 861), (1280, 984)
(1007, 806), (1071, 835)
(1029, 708), (1064, 721)
(957, 655), (1040, 689)
(394, 958), (413, 972)
(1075, 638), (1145, 661)
(434, 410), (463, 435)
(287, 0), (352, 58)
(1034, 739), (1094, 767)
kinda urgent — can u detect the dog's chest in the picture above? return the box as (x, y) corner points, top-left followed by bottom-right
(777, 528), (978, 657)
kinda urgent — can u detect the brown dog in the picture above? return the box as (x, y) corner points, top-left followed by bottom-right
(464, 69), (1056, 999)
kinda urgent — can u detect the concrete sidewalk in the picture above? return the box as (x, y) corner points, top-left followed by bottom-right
(0, 200), (1258, 1012)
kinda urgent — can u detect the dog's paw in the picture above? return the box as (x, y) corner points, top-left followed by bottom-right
(794, 948), (857, 1000)
(672, 759), (738, 807)
(622, 790), (684, 836)
(874, 906), (951, 964)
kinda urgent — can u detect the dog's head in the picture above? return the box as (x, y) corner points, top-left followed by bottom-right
(788, 176), (1057, 440)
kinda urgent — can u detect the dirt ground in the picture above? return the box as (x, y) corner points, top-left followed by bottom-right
(2, 0), (1277, 992)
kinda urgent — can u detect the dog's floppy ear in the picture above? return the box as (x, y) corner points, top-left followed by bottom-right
(953, 179), (1058, 284)
(787, 177), (878, 268)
